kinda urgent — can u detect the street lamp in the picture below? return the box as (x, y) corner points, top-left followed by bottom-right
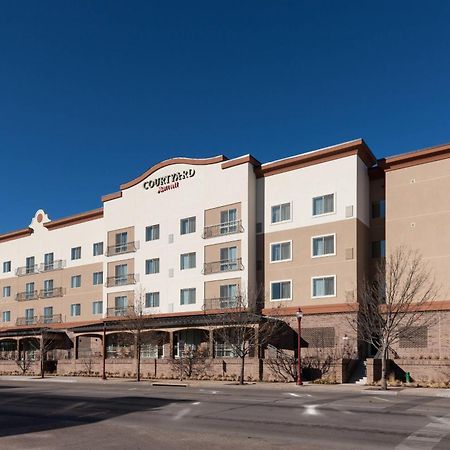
(296, 308), (303, 386)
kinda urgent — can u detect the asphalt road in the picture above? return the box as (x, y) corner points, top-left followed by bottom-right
(0, 378), (449, 450)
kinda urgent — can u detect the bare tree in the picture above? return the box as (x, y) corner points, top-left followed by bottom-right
(352, 246), (438, 390)
(206, 289), (286, 385)
(170, 344), (210, 380)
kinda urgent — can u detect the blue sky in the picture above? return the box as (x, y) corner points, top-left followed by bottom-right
(1, 1), (450, 233)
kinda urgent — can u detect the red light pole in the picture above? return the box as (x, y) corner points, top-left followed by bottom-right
(296, 308), (303, 386)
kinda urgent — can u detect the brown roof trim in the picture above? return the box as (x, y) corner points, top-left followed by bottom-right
(45, 207), (104, 231)
(119, 155), (228, 191)
(258, 139), (376, 178)
(0, 228), (33, 243)
(101, 191), (122, 203)
(383, 142), (450, 171)
(221, 155), (261, 170)
(262, 303), (359, 316)
(368, 165), (385, 180)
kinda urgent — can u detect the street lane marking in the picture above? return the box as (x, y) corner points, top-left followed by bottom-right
(286, 392), (312, 398)
(192, 402), (200, 405)
(172, 407), (191, 420)
(303, 405), (320, 416)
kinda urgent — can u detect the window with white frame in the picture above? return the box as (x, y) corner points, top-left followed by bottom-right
(220, 208), (238, 234)
(145, 258), (160, 274)
(2, 286), (11, 298)
(180, 252), (196, 270)
(146, 224), (160, 241)
(271, 203), (291, 223)
(71, 247), (81, 260)
(70, 303), (81, 317)
(92, 301), (103, 315)
(180, 216), (196, 235)
(3, 261), (11, 273)
(312, 194), (335, 216)
(71, 275), (81, 288)
(2, 311), (10, 322)
(93, 271), (103, 285)
(93, 242), (104, 256)
(312, 234), (335, 257)
(270, 241), (292, 262)
(271, 281), (292, 301)
(312, 276), (336, 298)
(145, 292), (160, 308)
(180, 288), (196, 305)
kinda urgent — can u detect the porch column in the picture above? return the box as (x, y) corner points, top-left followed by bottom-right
(209, 328), (214, 358)
(168, 331), (174, 358)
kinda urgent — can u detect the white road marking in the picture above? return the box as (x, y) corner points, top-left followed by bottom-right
(286, 392), (312, 398)
(303, 404), (320, 416)
(172, 407), (191, 420)
(55, 401), (86, 414)
(372, 396), (394, 402)
(192, 402), (200, 405)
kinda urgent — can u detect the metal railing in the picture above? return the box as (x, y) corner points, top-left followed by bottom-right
(105, 274), (137, 287)
(106, 241), (139, 256)
(38, 287), (65, 299)
(16, 265), (39, 276)
(202, 257), (243, 275)
(15, 290), (39, 301)
(39, 260), (65, 272)
(16, 316), (38, 326)
(202, 220), (243, 239)
(106, 306), (135, 317)
(203, 297), (241, 310)
(39, 314), (62, 324)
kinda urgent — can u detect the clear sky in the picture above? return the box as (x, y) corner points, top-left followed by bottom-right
(2, 1), (450, 233)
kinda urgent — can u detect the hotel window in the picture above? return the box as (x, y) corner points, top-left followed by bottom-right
(92, 301), (103, 315)
(180, 252), (196, 270)
(312, 194), (335, 216)
(3, 261), (11, 273)
(146, 224), (160, 241)
(71, 275), (81, 288)
(115, 264), (128, 284)
(2, 286), (11, 298)
(115, 232), (128, 253)
(2, 311), (10, 323)
(312, 276), (336, 298)
(43, 307), (53, 323)
(25, 308), (35, 324)
(180, 288), (196, 305)
(271, 281), (292, 301)
(271, 203), (291, 224)
(145, 292), (160, 308)
(43, 279), (54, 297)
(25, 256), (35, 274)
(93, 271), (103, 285)
(372, 240), (386, 258)
(145, 258), (160, 275)
(220, 208), (238, 234)
(372, 200), (386, 219)
(220, 284), (239, 308)
(71, 247), (81, 260)
(25, 282), (35, 299)
(93, 242), (104, 256)
(312, 234), (335, 257)
(70, 303), (81, 317)
(44, 252), (54, 270)
(115, 296), (128, 314)
(180, 216), (196, 235)
(220, 246), (238, 271)
(270, 241), (292, 262)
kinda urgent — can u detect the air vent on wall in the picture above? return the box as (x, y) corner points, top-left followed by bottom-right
(168, 268), (174, 278)
(168, 234), (174, 243)
(345, 248), (354, 260)
(168, 303), (174, 313)
(345, 205), (354, 218)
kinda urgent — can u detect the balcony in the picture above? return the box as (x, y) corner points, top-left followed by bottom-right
(202, 220), (244, 239)
(39, 287), (65, 299)
(39, 260), (65, 272)
(16, 290), (39, 301)
(106, 306), (134, 318)
(39, 314), (63, 324)
(203, 297), (241, 311)
(106, 274), (137, 287)
(16, 316), (38, 326)
(106, 241), (139, 257)
(202, 258), (243, 275)
(16, 265), (39, 276)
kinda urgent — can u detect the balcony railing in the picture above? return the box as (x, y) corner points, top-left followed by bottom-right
(38, 287), (65, 299)
(39, 314), (62, 324)
(202, 258), (243, 275)
(106, 274), (137, 287)
(106, 241), (139, 257)
(16, 265), (39, 276)
(202, 220), (244, 239)
(106, 306), (135, 317)
(39, 260), (65, 272)
(203, 297), (241, 310)
(16, 290), (39, 301)
(16, 316), (38, 326)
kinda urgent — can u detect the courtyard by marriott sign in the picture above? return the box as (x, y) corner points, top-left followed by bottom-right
(143, 168), (196, 194)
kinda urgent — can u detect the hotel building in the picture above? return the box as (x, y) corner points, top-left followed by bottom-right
(0, 139), (449, 381)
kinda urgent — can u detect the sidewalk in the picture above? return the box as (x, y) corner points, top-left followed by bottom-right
(1, 375), (449, 398)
